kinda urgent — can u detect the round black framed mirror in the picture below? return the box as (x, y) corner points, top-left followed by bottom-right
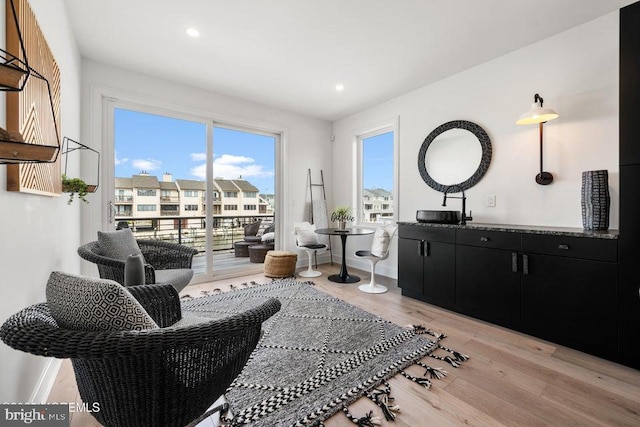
(418, 120), (492, 192)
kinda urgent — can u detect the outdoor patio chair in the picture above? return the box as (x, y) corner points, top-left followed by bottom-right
(78, 228), (198, 292)
(0, 272), (281, 427)
(242, 219), (263, 243)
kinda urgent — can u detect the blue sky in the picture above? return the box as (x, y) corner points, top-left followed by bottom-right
(114, 108), (276, 193)
(115, 108), (393, 193)
(363, 131), (394, 192)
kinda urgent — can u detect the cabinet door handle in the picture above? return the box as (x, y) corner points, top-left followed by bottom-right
(425, 241), (430, 257)
(558, 244), (569, 250)
(418, 240), (425, 257)
(512, 252), (518, 273)
(523, 254), (529, 275)
(480, 236), (489, 242)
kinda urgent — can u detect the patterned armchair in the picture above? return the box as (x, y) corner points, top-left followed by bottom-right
(0, 272), (281, 427)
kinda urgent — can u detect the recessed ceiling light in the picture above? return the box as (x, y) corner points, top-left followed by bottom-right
(335, 84), (345, 92)
(186, 28), (200, 38)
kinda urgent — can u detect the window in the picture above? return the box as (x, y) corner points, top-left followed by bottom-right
(358, 126), (395, 224)
(224, 191), (238, 198)
(137, 204), (157, 211)
(115, 206), (131, 215)
(137, 189), (156, 197)
(184, 204), (199, 211)
(224, 204), (238, 210)
(184, 190), (199, 197)
(244, 205), (257, 211)
(115, 193), (133, 202)
(244, 191), (258, 198)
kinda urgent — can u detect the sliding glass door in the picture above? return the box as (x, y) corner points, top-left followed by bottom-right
(107, 102), (278, 282)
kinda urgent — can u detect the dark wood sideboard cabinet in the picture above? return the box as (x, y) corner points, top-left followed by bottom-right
(619, 0), (640, 370)
(398, 224), (623, 365)
(398, 226), (455, 309)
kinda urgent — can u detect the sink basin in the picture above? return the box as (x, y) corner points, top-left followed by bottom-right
(416, 210), (461, 224)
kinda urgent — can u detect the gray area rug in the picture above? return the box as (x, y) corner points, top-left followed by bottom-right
(182, 279), (468, 426)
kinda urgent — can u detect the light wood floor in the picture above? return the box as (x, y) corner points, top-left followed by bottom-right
(48, 264), (640, 426)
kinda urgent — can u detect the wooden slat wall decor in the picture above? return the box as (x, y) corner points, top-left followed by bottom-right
(5, 0), (61, 195)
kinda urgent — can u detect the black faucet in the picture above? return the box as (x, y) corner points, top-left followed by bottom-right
(442, 185), (473, 225)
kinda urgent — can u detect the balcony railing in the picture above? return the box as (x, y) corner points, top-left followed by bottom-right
(115, 195), (133, 203)
(117, 214), (274, 253)
(160, 196), (180, 203)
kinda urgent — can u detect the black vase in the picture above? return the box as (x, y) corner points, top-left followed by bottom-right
(124, 254), (145, 286)
(581, 170), (610, 230)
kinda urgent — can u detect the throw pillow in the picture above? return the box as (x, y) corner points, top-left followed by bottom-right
(294, 222), (319, 246)
(371, 228), (391, 257)
(97, 228), (144, 262)
(46, 271), (158, 331)
(261, 231), (275, 243)
(296, 229), (318, 246)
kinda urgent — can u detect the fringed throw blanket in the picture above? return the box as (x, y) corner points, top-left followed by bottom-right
(182, 279), (468, 426)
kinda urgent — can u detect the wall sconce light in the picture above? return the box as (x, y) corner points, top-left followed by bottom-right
(516, 93), (559, 185)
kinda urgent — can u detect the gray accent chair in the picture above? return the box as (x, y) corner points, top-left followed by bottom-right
(0, 272), (281, 427)
(78, 237), (198, 292)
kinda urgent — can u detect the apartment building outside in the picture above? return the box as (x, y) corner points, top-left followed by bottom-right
(362, 188), (394, 223)
(114, 172), (273, 231)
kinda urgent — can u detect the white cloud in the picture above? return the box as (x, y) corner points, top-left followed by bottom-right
(190, 154), (273, 180)
(190, 152), (206, 161)
(215, 154), (254, 165)
(132, 158), (162, 171)
(190, 164), (207, 179)
(115, 151), (129, 165)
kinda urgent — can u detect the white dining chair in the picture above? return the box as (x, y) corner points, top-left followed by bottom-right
(356, 225), (397, 293)
(293, 222), (327, 278)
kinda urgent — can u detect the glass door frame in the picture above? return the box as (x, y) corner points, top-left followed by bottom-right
(102, 97), (283, 283)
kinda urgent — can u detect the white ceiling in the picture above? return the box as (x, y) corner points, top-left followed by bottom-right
(63, 0), (635, 122)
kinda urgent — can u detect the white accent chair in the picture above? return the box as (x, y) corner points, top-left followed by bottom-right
(356, 225), (397, 294)
(293, 222), (326, 278)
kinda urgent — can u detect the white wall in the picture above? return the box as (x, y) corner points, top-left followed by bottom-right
(79, 60), (333, 271)
(0, 0), (82, 403)
(332, 12), (620, 278)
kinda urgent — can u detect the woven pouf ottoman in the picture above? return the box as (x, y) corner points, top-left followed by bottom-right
(264, 250), (297, 278)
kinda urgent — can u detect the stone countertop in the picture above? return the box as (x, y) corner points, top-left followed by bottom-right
(396, 221), (619, 239)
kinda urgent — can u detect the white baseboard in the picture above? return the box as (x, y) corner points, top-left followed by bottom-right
(295, 251), (332, 269)
(332, 255), (397, 280)
(29, 358), (62, 403)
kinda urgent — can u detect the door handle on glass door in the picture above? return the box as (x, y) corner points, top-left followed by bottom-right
(108, 201), (115, 224)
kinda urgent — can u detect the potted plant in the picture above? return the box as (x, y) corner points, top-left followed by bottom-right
(62, 174), (90, 204)
(331, 206), (353, 230)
